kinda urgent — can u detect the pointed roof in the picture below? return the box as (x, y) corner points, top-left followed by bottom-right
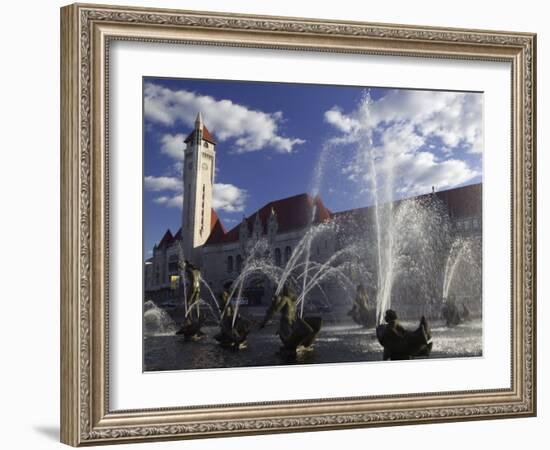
(158, 229), (174, 248)
(209, 209), (227, 242)
(184, 113), (216, 145)
(204, 193), (332, 246)
(184, 126), (216, 145)
(195, 112), (203, 128)
(160, 209), (225, 248)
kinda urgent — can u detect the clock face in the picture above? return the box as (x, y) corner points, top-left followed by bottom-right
(202, 163), (209, 170)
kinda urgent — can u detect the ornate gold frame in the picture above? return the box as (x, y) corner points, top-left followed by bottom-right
(60, 3), (536, 446)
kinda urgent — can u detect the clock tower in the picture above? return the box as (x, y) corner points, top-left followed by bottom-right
(182, 112), (216, 264)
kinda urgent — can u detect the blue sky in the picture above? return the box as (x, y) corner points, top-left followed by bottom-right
(143, 77), (483, 256)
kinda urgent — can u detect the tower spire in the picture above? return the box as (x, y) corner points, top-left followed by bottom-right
(195, 111), (204, 129)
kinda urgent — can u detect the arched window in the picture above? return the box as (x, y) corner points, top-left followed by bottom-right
(168, 254), (179, 274)
(275, 248), (281, 266)
(236, 255), (243, 273)
(284, 246), (292, 263)
(227, 255), (233, 273)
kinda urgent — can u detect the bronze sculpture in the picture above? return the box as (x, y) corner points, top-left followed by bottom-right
(176, 260), (205, 340)
(260, 283), (322, 357)
(376, 309), (432, 360)
(214, 281), (251, 348)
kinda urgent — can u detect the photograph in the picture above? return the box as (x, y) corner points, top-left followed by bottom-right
(142, 78), (483, 371)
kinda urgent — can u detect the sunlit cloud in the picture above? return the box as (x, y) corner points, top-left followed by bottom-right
(144, 82), (305, 154)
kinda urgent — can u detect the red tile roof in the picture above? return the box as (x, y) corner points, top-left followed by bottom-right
(434, 183), (482, 218)
(209, 209), (226, 242)
(184, 125), (216, 145)
(333, 183), (482, 226)
(204, 193), (332, 246)
(161, 209), (225, 247)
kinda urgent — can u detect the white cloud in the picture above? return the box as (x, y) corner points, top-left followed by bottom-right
(144, 175), (181, 192)
(325, 89), (482, 199)
(145, 174), (246, 213)
(153, 194), (183, 208)
(160, 133), (185, 160)
(212, 183), (247, 213)
(326, 89), (482, 154)
(144, 82), (305, 154)
(324, 107), (360, 134)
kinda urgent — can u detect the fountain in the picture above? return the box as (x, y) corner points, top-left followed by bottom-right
(215, 218), (357, 355)
(144, 300), (177, 336)
(441, 237), (480, 326)
(320, 91), (463, 359)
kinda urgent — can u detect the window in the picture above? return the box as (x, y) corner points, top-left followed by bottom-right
(464, 220), (471, 230)
(275, 248), (281, 266)
(236, 255), (243, 273)
(473, 218), (480, 229)
(227, 256), (233, 273)
(284, 246), (292, 263)
(204, 141), (209, 148)
(168, 255), (179, 273)
(186, 184), (192, 228)
(170, 275), (179, 290)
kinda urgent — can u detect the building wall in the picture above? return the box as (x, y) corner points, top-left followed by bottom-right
(145, 188), (482, 318)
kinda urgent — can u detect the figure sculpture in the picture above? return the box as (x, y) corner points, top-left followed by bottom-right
(376, 309), (432, 360)
(214, 281), (251, 348)
(441, 294), (469, 326)
(176, 260), (205, 340)
(348, 283), (376, 327)
(260, 283), (322, 357)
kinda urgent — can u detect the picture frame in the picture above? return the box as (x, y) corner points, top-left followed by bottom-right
(60, 2), (536, 446)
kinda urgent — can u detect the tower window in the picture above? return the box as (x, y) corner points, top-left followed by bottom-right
(284, 246), (292, 263)
(275, 248), (281, 266)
